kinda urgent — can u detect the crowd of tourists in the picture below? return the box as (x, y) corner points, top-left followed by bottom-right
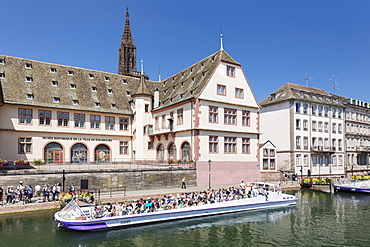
(92, 183), (275, 218)
(0, 181), (75, 205)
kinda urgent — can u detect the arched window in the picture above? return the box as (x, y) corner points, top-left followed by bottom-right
(181, 142), (191, 162)
(95, 144), (110, 163)
(71, 143), (88, 163)
(157, 144), (164, 163)
(44, 142), (63, 164)
(168, 143), (176, 160)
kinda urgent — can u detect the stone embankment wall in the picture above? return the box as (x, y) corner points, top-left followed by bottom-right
(0, 168), (197, 192)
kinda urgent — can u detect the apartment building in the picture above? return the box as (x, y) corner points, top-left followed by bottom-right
(260, 83), (345, 177)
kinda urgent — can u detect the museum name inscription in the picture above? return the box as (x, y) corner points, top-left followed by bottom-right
(42, 137), (112, 142)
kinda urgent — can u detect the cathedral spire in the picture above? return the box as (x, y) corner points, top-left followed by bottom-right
(118, 7), (137, 76)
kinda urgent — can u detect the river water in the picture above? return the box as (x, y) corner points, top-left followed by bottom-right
(1, 189), (370, 247)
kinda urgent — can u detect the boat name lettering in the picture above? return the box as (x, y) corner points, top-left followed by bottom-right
(120, 220), (131, 224)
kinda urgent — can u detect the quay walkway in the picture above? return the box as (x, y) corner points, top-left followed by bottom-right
(0, 182), (300, 215)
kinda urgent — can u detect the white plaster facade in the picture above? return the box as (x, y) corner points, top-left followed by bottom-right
(344, 98), (370, 172)
(260, 83), (346, 177)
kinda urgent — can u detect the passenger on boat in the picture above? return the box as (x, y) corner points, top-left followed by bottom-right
(89, 185), (276, 219)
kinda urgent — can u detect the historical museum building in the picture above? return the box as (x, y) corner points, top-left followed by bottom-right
(0, 9), (261, 185)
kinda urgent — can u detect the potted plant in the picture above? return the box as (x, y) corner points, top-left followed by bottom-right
(33, 159), (45, 166)
(14, 159), (29, 166)
(176, 159), (183, 165)
(167, 159), (174, 165)
(263, 165), (268, 170)
(59, 192), (74, 208)
(0, 158), (8, 167)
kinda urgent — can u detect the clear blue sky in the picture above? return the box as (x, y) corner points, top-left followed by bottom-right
(2, 1), (370, 102)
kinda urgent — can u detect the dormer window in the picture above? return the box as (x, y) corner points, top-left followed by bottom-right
(190, 68), (193, 73)
(111, 103), (116, 108)
(50, 68), (57, 73)
(52, 81), (58, 86)
(92, 87), (97, 92)
(89, 74), (94, 79)
(181, 72), (185, 77)
(212, 56), (215, 62)
(164, 90), (167, 95)
(181, 82), (184, 87)
(0, 73), (5, 78)
(226, 66), (235, 77)
(25, 63), (32, 69)
(201, 62), (204, 67)
(300, 92), (304, 98)
(108, 89), (113, 94)
(123, 79), (127, 84)
(53, 97), (60, 103)
(202, 72), (206, 77)
(95, 102), (100, 107)
(192, 77), (195, 82)
(26, 77), (33, 82)
(105, 76), (110, 81)
(73, 100), (79, 105)
(70, 84), (76, 89)
(68, 70), (74, 76)
(172, 77), (175, 82)
(180, 93), (184, 99)
(163, 81), (166, 86)
(27, 94), (34, 99)
(0, 58), (4, 64)
(126, 91), (131, 96)
(173, 86), (176, 91)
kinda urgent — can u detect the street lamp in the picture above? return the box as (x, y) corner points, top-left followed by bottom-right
(62, 168), (66, 192)
(208, 159), (212, 189)
(300, 166), (303, 179)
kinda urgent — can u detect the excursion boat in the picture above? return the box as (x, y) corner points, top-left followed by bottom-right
(334, 180), (370, 193)
(54, 182), (298, 231)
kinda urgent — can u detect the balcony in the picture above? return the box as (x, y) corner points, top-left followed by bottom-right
(310, 146), (336, 153)
(356, 146), (370, 152)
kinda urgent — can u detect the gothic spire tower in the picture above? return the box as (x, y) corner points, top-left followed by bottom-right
(118, 7), (137, 76)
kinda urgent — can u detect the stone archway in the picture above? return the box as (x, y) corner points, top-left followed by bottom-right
(71, 143), (88, 163)
(95, 144), (110, 163)
(44, 142), (63, 164)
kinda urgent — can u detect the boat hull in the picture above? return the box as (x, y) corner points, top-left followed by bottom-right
(334, 184), (370, 193)
(55, 196), (297, 231)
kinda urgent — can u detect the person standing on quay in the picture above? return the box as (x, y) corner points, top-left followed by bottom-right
(34, 183), (41, 200)
(0, 186), (3, 204)
(182, 177), (186, 189)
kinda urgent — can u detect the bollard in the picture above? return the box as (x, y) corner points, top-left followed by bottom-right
(124, 187), (126, 197)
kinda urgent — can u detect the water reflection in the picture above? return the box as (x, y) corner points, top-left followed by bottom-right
(1, 190), (370, 247)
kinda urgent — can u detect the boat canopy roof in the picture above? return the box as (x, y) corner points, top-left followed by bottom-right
(57, 200), (89, 220)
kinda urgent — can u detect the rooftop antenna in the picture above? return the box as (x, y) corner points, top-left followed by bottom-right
(304, 73), (314, 87)
(220, 27), (224, 50)
(140, 59), (144, 75)
(158, 66), (161, 82)
(329, 75), (339, 94)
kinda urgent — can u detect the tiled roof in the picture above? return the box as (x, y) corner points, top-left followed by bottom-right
(151, 49), (239, 110)
(132, 73), (153, 97)
(0, 55), (137, 114)
(260, 82), (345, 107)
(0, 49), (240, 113)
